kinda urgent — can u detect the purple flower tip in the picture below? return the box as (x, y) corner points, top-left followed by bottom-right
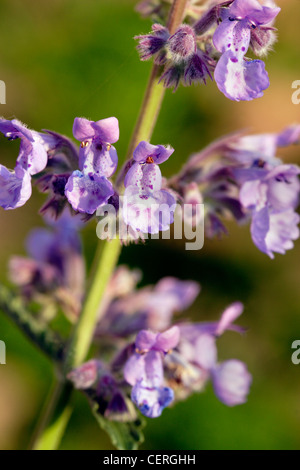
(212, 359), (252, 406)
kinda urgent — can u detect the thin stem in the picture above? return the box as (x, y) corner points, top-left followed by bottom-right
(30, 0), (190, 451)
(64, 238), (121, 372)
(116, 0), (189, 187)
(30, 239), (121, 450)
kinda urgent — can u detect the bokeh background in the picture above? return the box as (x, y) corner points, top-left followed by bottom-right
(1, 0), (300, 450)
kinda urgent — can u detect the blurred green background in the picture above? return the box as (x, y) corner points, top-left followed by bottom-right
(1, 0), (300, 450)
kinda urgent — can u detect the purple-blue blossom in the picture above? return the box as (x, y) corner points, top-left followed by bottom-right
(123, 141), (176, 234)
(65, 117), (119, 214)
(213, 0), (280, 101)
(238, 164), (300, 258)
(124, 326), (180, 418)
(0, 118), (53, 210)
(176, 302), (251, 406)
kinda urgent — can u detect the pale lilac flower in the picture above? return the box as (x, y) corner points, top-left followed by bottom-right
(65, 170), (114, 214)
(237, 164), (300, 257)
(65, 117), (119, 214)
(73, 117), (119, 177)
(251, 208), (300, 259)
(175, 302), (251, 406)
(239, 165), (300, 213)
(213, 0), (280, 100)
(0, 166), (32, 210)
(0, 118), (51, 175)
(0, 118), (54, 210)
(124, 326), (180, 418)
(123, 141), (176, 233)
(226, 125), (300, 167)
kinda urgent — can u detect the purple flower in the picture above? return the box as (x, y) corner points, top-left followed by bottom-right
(123, 141), (176, 233)
(212, 360), (252, 406)
(213, 0), (280, 100)
(124, 326), (180, 418)
(0, 165), (32, 210)
(73, 117), (119, 177)
(0, 118), (51, 175)
(237, 164), (300, 257)
(227, 125), (300, 167)
(239, 165), (300, 212)
(0, 118), (55, 210)
(65, 170), (114, 214)
(65, 117), (119, 214)
(251, 207), (300, 259)
(131, 380), (174, 418)
(175, 302), (251, 406)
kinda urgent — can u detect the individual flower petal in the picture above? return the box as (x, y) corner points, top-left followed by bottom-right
(0, 118), (49, 175)
(73, 117), (119, 144)
(264, 210), (300, 258)
(0, 165), (32, 210)
(251, 207), (300, 258)
(154, 277), (200, 311)
(212, 359), (252, 406)
(65, 170), (114, 214)
(133, 141), (174, 165)
(277, 125), (300, 147)
(80, 141), (118, 178)
(131, 379), (174, 418)
(144, 350), (164, 386)
(215, 302), (244, 336)
(194, 334), (217, 370)
(124, 354), (146, 386)
(154, 326), (180, 352)
(123, 185), (176, 234)
(135, 330), (157, 352)
(230, 0), (280, 25)
(213, 16), (245, 54)
(214, 52), (269, 101)
(124, 162), (162, 191)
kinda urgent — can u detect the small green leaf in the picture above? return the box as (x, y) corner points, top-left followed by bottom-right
(92, 403), (146, 450)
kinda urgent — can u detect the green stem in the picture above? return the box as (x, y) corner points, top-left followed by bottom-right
(30, 239), (121, 450)
(64, 238), (121, 372)
(30, 0), (189, 451)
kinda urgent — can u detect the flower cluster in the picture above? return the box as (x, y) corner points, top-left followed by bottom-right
(123, 141), (176, 234)
(169, 124), (300, 258)
(67, 267), (251, 420)
(0, 117), (176, 237)
(135, 0), (280, 100)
